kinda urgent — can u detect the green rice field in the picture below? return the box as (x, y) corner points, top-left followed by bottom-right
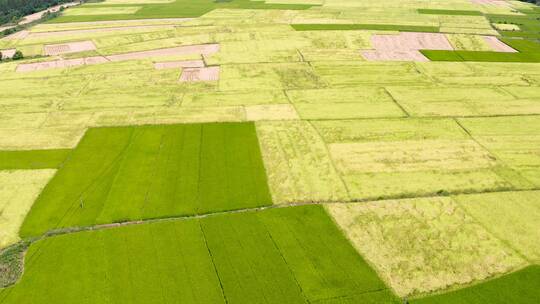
(0, 0), (539, 303)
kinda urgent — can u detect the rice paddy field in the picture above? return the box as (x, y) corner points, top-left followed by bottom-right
(0, 0), (539, 303)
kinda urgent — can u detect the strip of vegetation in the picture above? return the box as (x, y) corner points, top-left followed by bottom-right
(421, 39), (540, 62)
(410, 266), (540, 304)
(49, 0), (316, 22)
(417, 9), (483, 16)
(0, 149), (71, 170)
(0, 241), (28, 288)
(291, 24), (440, 33)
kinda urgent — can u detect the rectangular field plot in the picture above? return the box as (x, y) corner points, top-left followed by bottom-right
(386, 86), (540, 116)
(0, 170), (55, 248)
(312, 118), (522, 200)
(0, 149), (70, 169)
(1, 205), (398, 304)
(459, 116), (540, 187)
(19, 122), (272, 237)
(286, 87), (406, 119)
(411, 266), (540, 304)
(326, 197), (526, 297)
(0, 220), (226, 304)
(197, 205), (397, 304)
(256, 121), (349, 204)
(454, 191), (540, 262)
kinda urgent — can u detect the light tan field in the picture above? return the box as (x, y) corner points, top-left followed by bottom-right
(0, 170), (56, 248)
(326, 197), (526, 296)
(43, 40), (96, 55)
(179, 66), (220, 82)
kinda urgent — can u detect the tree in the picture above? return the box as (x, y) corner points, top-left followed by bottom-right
(0, 51), (3, 61)
(12, 50), (23, 60)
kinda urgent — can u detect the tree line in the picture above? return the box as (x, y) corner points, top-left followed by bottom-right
(0, 0), (74, 25)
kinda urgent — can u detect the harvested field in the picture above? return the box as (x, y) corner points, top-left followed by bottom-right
(0, 170), (55, 248)
(43, 40), (97, 55)
(19, 122), (272, 237)
(154, 60), (205, 69)
(179, 66), (220, 82)
(326, 197), (526, 296)
(62, 7), (142, 16)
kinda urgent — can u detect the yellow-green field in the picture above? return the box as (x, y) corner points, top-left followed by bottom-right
(0, 0), (539, 303)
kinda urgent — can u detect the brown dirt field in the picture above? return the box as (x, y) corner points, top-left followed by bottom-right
(0, 25), (16, 32)
(179, 66), (220, 82)
(361, 50), (429, 62)
(44, 40), (97, 56)
(107, 44), (219, 61)
(16, 56), (107, 72)
(0, 49), (16, 59)
(483, 36), (518, 52)
(371, 33), (454, 51)
(154, 60), (205, 69)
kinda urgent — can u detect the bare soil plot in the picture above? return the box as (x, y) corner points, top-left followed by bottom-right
(154, 60), (205, 69)
(43, 40), (97, 56)
(371, 33), (454, 51)
(326, 197), (526, 296)
(0, 170), (55, 248)
(470, 0), (512, 7)
(361, 50), (429, 62)
(179, 66), (220, 82)
(256, 120), (349, 204)
(483, 36), (518, 52)
(0, 49), (16, 59)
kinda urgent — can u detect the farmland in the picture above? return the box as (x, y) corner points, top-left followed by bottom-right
(0, 0), (539, 303)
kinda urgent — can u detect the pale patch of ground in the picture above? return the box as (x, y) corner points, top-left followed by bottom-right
(0, 49), (16, 59)
(179, 66), (220, 82)
(454, 191), (540, 262)
(361, 50), (429, 62)
(0, 25), (16, 32)
(493, 23), (520, 31)
(0, 170), (56, 248)
(154, 60), (205, 69)
(245, 104), (299, 121)
(483, 36), (517, 52)
(3, 30), (29, 40)
(326, 197), (526, 297)
(371, 32), (454, 51)
(44, 40), (96, 56)
(256, 121), (349, 204)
